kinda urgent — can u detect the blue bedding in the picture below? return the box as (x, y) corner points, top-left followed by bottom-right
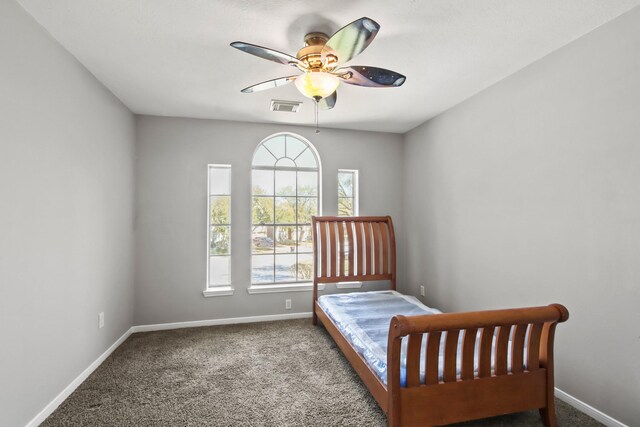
(318, 290), (442, 386)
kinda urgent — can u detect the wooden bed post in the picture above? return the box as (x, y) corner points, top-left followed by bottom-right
(312, 216), (319, 325)
(539, 304), (569, 427)
(386, 316), (404, 427)
(386, 216), (396, 291)
(539, 322), (558, 427)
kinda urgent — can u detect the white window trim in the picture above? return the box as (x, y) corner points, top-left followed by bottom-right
(203, 286), (235, 297)
(247, 283), (325, 294)
(205, 164), (233, 296)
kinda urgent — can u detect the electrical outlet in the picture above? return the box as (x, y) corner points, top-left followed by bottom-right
(285, 299), (292, 310)
(420, 286), (425, 297)
(98, 312), (104, 329)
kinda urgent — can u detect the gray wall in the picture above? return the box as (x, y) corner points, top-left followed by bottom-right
(134, 116), (404, 325)
(0, 1), (136, 426)
(402, 8), (640, 425)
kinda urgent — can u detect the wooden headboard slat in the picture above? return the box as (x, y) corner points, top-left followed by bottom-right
(328, 221), (337, 277)
(380, 222), (389, 275)
(318, 221), (328, 278)
(373, 222), (382, 275)
(355, 221), (364, 276)
(346, 222), (355, 276)
(364, 222), (372, 275)
(338, 221), (344, 276)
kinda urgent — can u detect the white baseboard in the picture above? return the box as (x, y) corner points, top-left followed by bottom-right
(131, 311), (312, 333)
(26, 312), (312, 426)
(555, 388), (628, 427)
(26, 327), (134, 427)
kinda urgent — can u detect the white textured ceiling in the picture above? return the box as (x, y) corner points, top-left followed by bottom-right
(17, 0), (640, 133)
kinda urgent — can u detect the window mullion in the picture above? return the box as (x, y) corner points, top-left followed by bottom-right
(295, 170), (299, 281)
(272, 169), (276, 282)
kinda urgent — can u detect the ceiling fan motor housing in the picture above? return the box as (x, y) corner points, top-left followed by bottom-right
(296, 32), (337, 71)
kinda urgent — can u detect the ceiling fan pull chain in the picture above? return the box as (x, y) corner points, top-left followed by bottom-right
(314, 98), (320, 133)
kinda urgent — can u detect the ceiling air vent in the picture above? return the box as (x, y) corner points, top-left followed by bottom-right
(270, 100), (302, 113)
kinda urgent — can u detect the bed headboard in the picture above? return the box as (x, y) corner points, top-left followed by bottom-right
(311, 216), (396, 290)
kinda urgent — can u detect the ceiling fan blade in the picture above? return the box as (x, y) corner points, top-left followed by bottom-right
(318, 91), (337, 110)
(335, 66), (406, 87)
(231, 41), (306, 69)
(240, 76), (298, 93)
(321, 17), (380, 66)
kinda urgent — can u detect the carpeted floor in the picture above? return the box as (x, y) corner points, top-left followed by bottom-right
(43, 319), (601, 426)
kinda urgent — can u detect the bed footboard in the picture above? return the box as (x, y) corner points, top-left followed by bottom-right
(386, 304), (569, 427)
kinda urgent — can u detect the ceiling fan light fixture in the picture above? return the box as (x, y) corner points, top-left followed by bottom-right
(231, 17), (405, 111)
(294, 72), (340, 100)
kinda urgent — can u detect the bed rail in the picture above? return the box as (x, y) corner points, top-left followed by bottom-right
(312, 216), (396, 324)
(386, 304), (569, 427)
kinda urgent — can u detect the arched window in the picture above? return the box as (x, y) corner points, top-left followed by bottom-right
(251, 133), (320, 285)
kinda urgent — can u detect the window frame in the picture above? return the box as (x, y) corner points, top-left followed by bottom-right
(338, 169), (359, 217)
(204, 164), (233, 297)
(249, 133), (322, 291)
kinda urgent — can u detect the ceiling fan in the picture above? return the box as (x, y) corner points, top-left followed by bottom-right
(230, 17), (406, 111)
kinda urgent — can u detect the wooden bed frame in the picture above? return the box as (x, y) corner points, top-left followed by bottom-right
(311, 216), (569, 427)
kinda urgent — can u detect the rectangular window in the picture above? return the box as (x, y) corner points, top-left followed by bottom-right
(207, 165), (231, 288)
(338, 170), (358, 216)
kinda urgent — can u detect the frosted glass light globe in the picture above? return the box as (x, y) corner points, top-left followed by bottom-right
(295, 72), (340, 99)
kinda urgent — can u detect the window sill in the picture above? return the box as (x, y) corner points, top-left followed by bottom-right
(202, 286), (234, 297)
(335, 282), (363, 289)
(247, 283), (326, 294)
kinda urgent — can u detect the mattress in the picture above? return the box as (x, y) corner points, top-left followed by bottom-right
(318, 290), (515, 386)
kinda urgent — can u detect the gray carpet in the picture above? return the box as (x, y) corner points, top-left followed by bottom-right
(43, 319), (601, 426)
